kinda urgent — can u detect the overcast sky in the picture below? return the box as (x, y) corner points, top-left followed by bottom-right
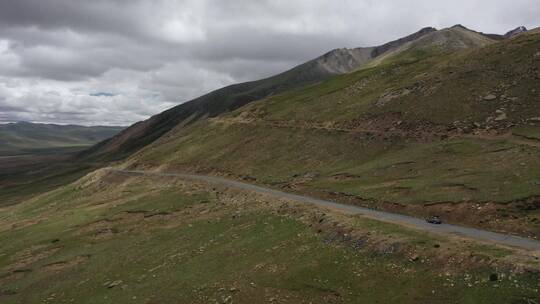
(0, 0), (538, 126)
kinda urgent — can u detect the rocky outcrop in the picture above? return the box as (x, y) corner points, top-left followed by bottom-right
(315, 27), (438, 75)
(370, 27), (437, 58)
(503, 26), (528, 39)
(483, 26), (528, 40)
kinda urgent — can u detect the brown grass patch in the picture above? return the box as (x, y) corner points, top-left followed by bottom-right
(6, 246), (61, 272)
(40, 255), (90, 273)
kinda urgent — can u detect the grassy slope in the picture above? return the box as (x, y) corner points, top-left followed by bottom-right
(0, 171), (537, 303)
(0, 122), (122, 205)
(79, 27), (441, 162)
(245, 33), (539, 125)
(137, 122), (540, 204)
(0, 154), (95, 207)
(124, 31), (540, 236)
(118, 34), (540, 236)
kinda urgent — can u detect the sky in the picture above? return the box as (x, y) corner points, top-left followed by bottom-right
(0, 0), (538, 126)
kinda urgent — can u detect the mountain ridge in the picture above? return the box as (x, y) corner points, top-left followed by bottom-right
(79, 26), (440, 160)
(124, 28), (540, 237)
(80, 24), (528, 161)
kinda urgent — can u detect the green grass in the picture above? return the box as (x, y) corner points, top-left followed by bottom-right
(312, 138), (540, 203)
(0, 159), (95, 207)
(513, 125), (540, 141)
(248, 31), (540, 125)
(137, 121), (540, 205)
(122, 31), (540, 239)
(0, 175), (537, 303)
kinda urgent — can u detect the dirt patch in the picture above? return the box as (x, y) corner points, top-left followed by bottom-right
(77, 219), (114, 233)
(329, 173), (360, 181)
(40, 255), (90, 273)
(75, 219), (121, 240)
(143, 211), (174, 220)
(437, 183), (478, 192)
(10, 219), (42, 230)
(6, 246), (62, 272)
(0, 271), (26, 286)
(376, 88), (412, 107)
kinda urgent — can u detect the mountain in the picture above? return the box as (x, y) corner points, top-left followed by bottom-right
(82, 25), (518, 162)
(482, 25), (528, 40)
(503, 26), (528, 38)
(117, 26), (540, 237)
(80, 27), (440, 160)
(0, 122), (124, 155)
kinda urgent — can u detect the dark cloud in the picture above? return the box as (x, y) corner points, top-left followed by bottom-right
(0, 0), (538, 125)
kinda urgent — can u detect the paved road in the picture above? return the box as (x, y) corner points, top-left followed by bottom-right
(108, 168), (540, 251)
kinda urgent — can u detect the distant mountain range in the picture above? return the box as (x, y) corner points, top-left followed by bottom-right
(0, 121), (124, 155)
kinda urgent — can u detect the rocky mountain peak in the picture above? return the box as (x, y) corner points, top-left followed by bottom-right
(451, 24), (470, 30)
(370, 26), (437, 58)
(503, 26), (528, 38)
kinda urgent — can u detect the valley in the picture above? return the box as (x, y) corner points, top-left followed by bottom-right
(0, 122), (123, 206)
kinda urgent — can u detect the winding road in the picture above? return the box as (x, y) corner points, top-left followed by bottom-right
(108, 168), (540, 251)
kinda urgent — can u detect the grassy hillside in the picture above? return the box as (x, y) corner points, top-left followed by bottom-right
(0, 122), (124, 156)
(124, 28), (540, 237)
(0, 154), (96, 207)
(0, 122), (122, 205)
(79, 27), (439, 161)
(0, 170), (537, 303)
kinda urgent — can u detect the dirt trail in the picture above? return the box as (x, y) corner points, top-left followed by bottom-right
(213, 118), (540, 148)
(107, 168), (540, 251)
(465, 133), (540, 148)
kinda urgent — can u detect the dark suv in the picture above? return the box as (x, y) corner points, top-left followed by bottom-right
(426, 216), (442, 224)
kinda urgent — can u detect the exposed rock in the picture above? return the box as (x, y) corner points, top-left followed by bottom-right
(353, 239), (365, 250)
(370, 27), (437, 57)
(503, 26), (527, 39)
(495, 112), (508, 121)
(483, 94), (497, 101)
(104, 280), (123, 289)
(376, 89), (411, 107)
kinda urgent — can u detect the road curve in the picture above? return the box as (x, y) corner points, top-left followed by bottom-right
(107, 168), (540, 251)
